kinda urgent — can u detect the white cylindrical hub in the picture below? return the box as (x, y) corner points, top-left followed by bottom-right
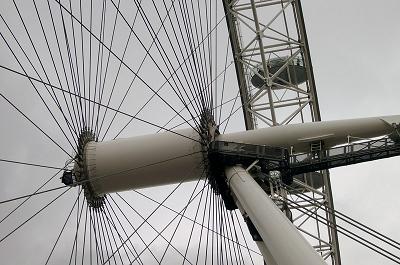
(226, 166), (326, 265)
(83, 128), (204, 195)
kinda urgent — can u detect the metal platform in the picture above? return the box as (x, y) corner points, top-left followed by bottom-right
(209, 136), (400, 181)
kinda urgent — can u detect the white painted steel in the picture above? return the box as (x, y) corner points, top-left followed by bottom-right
(84, 128), (204, 195)
(218, 115), (400, 153)
(226, 166), (327, 265)
(81, 115), (399, 195)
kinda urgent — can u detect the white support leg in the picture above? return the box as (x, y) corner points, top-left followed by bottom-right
(226, 166), (327, 265)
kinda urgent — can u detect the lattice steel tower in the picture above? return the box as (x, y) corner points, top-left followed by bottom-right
(223, 0), (341, 263)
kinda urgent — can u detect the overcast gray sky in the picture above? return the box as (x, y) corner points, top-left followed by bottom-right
(0, 0), (399, 264)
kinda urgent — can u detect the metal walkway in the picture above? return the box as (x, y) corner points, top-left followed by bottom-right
(209, 136), (400, 181)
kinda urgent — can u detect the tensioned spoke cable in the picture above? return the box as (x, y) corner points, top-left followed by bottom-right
(109, 195), (160, 264)
(100, 0), (180, 141)
(204, 178), (213, 264)
(88, 0), (94, 134)
(0, 187), (72, 244)
(100, 206), (128, 265)
(89, 208), (104, 265)
(154, 0), (207, 118)
(213, 0), (218, 121)
(134, 0), (205, 124)
(93, 0), (108, 137)
(166, 71), (241, 133)
(232, 210), (254, 264)
(182, 0), (211, 112)
(220, 91), (245, 133)
(171, 0), (206, 110)
(226, 212), (242, 265)
(97, 0), (143, 139)
(97, 209), (113, 265)
(55, 0), (228, 142)
(232, 211), (246, 264)
(198, 0), (214, 111)
(75, 187), (80, 265)
(117, 187), (203, 264)
(218, 37), (231, 126)
(230, 206), (248, 264)
(204, 0), (213, 112)
(188, 0), (212, 113)
(213, 193), (220, 264)
(105, 200), (145, 265)
(81, 204), (89, 265)
(57, 0), (201, 136)
(68, 191), (86, 265)
(127, 184), (210, 265)
(22, 0), (81, 140)
(57, 0), (84, 134)
(104, 168), (207, 265)
(57, 1), (85, 133)
(103, 202), (141, 265)
(0, 186), (69, 205)
(107, 180), (193, 265)
(0, 165), (68, 224)
(213, 192), (220, 264)
(0, 93), (75, 159)
(0, 158), (65, 170)
(91, 0), (120, 137)
(210, 187), (216, 264)
(77, 0), (88, 129)
(110, 39), (233, 140)
(67, 0), (86, 130)
(96, 209), (118, 265)
(169, 0), (208, 115)
(158, 178), (207, 264)
(0, 19), (78, 152)
(218, 197), (229, 264)
(103, 210), (126, 265)
(32, 0), (81, 140)
(181, 181), (209, 264)
(194, 183), (210, 264)
(158, 61), (234, 132)
(46, 0), (83, 135)
(132, 187), (260, 256)
(174, 0), (225, 112)
(91, 209), (106, 265)
(55, 0), (228, 138)
(89, 0), (105, 134)
(206, 0), (215, 118)
(221, 205), (241, 265)
(12, 0), (81, 137)
(110, 0), (202, 134)
(45, 189), (83, 265)
(0, 65), (201, 143)
(166, 77), (239, 132)
(89, 205), (93, 265)
(188, 0), (211, 112)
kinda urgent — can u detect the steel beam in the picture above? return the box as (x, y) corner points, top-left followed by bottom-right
(226, 166), (326, 265)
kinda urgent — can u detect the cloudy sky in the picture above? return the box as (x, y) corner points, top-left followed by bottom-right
(0, 0), (399, 264)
